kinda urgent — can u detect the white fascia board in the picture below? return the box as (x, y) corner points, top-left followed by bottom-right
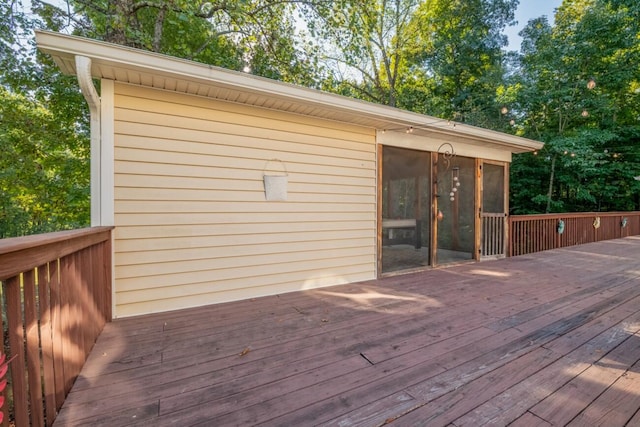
(100, 79), (115, 227)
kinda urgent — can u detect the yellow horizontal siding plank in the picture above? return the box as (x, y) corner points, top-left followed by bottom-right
(115, 114), (375, 160)
(114, 146), (374, 179)
(114, 211), (374, 226)
(115, 83), (374, 142)
(115, 237), (374, 266)
(114, 174), (263, 191)
(114, 186), (374, 204)
(115, 247), (373, 279)
(114, 221), (375, 240)
(115, 229), (374, 252)
(116, 269), (374, 307)
(115, 270), (375, 317)
(114, 200), (374, 214)
(113, 168), (375, 193)
(115, 256), (374, 293)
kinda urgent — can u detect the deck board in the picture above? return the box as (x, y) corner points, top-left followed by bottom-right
(567, 358), (640, 426)
(54, 237), (640, 426)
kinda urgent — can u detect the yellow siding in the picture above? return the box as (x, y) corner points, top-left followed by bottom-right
(113, 83), (377, 317)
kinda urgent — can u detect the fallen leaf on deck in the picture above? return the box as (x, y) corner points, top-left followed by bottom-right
(239, 347), (251, 356)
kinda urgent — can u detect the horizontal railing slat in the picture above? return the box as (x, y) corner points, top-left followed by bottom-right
(0, 227), (112, 281)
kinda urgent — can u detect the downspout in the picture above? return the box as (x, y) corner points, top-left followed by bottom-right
(75, 55), (102, 226)
(76, 56), (116, 319)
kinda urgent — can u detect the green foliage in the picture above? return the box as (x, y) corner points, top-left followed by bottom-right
(509, 0), (640, 213)
(1, 0), (90, 237)
(300, 0), (421, 106)
(406, 0), (518, 125)
(48, 0), (320, 85)
(0, 87), (89, 238)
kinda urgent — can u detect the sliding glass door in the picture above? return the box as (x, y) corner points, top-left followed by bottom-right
(380, 146), (480, 273)
(481, 162), (507, 258)
(435, 154), (476, 265)
(380, 146), (431, 273)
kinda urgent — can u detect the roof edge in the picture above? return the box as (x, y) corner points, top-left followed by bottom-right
(35, 30), (543, 153)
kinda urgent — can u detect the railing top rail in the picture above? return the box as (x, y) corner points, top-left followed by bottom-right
(0, 226), (113, 255)
(0, 226), (113, 281)
(510, 212), (640, 221)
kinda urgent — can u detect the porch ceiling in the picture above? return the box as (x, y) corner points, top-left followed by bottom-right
(35, 30), (543, 154)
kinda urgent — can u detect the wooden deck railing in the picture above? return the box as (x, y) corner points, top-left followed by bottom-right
(509, 212), (640, 256)
(0, 227), (113, 427)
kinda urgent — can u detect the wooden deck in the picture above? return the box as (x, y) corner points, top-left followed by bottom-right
(55, 237), (640, 426)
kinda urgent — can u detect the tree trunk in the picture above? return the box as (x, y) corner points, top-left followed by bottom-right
(153, 6), (166, 52)
(546, 155), (556, 213)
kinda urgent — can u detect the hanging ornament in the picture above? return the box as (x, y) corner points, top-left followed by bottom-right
(593, 217), (601, 229)
(449, 167), (460, 202)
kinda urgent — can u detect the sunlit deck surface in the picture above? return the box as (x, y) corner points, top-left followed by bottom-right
(56, 237), (640, 426)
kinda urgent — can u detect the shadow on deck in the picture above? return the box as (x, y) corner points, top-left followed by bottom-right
(56, 237), (640, 426)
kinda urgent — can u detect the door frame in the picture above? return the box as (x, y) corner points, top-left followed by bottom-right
(376, 145), (510, 276)
(479, 159), (510, 260)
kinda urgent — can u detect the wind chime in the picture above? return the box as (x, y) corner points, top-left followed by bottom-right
(437, 143), (459, 203)
(449, 167), (461, 202)
(436, 143), (458, 221)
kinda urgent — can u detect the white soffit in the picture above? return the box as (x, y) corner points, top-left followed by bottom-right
(35, 30), (543, 154)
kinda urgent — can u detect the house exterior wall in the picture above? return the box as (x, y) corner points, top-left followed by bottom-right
(112, 82), (377, 317)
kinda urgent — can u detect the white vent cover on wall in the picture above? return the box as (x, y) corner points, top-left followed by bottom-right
(263, 159), (288, 201)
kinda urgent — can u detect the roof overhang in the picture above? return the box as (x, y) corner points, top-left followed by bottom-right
(35, 30), (543, 154)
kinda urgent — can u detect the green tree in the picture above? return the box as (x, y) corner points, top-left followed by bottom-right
(301, 0), (420, 107)
(406, 0), (518, 126)
(1, 0), (90, 237)
(36, 0), (321, 85)
(0, 87), (90, 238)
(509, 0), (640, 213)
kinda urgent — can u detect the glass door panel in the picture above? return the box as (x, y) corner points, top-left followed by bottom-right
(436, 154), (475, 264)
(381, 146), (431, 273)
(481, 162), (506, 258)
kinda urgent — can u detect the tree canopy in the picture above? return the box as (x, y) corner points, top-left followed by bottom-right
(1, 0), (639, 236)
(509, 0), (640, 213)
